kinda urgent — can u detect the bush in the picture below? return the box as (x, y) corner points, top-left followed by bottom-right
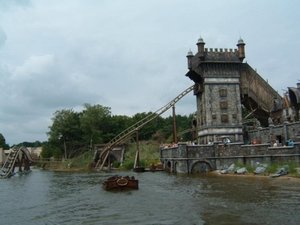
(68, 151), (94, 169)
(122, 141), (160, 168)
(112, 161), (121, 168)
(122, 160), (134, 170)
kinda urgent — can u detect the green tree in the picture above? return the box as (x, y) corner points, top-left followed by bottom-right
(103, 115), (131, 142)
(0, 133), (9, 149)
(47, 109), (82, 159)
(176, 114), (194, 141)
(17, 141), (42, 147)
(41, 142), (53, 159)
(130, 112), (162, 140)
(80, 104), (111, 146)
(45, 102), (195, 160)
(152, 114), (194, 142)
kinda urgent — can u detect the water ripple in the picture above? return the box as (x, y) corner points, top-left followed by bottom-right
(0, 170), (299, 225)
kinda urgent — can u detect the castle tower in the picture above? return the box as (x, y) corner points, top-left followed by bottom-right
(237, 38), (246, 62)
(186, 49), (194, 70)
(185, 37), (283, 145)
(196, 37), (205, 60)
(186, 38), (244, 144)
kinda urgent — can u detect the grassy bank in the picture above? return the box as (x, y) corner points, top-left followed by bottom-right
(121, 141), (161, 170)
(37, 141), (161, 171)
(36, 151), (94, 172)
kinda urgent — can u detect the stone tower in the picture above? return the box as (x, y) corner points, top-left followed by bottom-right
(186, 38), (245, 144)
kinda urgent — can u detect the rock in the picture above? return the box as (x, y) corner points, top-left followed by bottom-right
(220, 169), (228, 174)
(270, 165), (289, 178)
(236, 167), (247, 174)
(227, 163), (235, 173)
(254, 166), (267, 174)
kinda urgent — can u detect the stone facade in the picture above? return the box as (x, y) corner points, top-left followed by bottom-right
(186, 38), (282, 144)
(247, 121), (300, 145)
(160, 121), (300, 174)
(160, 141), (300, 174)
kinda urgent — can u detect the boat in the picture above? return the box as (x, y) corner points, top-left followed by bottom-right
(103, 175), (139, 191)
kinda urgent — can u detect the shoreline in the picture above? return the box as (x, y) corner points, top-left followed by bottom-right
(36, 165), (300, 182)
(210, 170), (300, 182)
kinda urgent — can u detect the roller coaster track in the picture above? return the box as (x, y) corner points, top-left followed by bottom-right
(95, 84), (195, 170)
(0, 146), (34, 178)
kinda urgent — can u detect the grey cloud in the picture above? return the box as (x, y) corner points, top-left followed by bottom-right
(0, 0), (31, 11)
(0, 0), (300, 144)
(0, 27), (6, 48)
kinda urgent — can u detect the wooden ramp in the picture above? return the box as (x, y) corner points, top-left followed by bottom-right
(0, 146), (34, 178)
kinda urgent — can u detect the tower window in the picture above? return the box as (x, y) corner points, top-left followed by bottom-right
(219, 88), (227, 97)
(220, 101), (228, 110)
(221, 114), (229, 123)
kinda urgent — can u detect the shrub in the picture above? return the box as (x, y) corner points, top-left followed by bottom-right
(122, 160), (134, 170)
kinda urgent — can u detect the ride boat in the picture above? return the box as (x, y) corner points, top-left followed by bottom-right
(103, 175), (139, 191)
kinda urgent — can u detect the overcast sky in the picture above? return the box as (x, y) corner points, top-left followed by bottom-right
(0, 0), (299, 145)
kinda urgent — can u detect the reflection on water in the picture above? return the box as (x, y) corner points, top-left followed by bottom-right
(0, 169), (299, 225)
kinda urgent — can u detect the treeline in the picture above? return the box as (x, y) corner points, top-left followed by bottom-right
(0, 133), (9, 149)
(0, 134), (44, 150)
(42, 104), (194, 159)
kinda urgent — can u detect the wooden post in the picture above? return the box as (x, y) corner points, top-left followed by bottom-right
(134, 130), (145, 172)
(63, 137), (67, 160)
(134, 130), (140, 168)
(172, 105), (177, 143)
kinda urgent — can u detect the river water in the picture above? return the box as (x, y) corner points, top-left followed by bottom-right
(0, 169), (299, 225)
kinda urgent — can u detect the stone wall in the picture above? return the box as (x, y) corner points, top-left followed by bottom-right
(248, 121), (300, 145)
(160, 141), (300, 173)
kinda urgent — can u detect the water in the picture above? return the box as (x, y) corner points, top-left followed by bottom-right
(0, 169), (299, 225)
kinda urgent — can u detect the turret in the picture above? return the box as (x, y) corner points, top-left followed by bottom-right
(196, 37), (205, 60)
(237, 38), (246, 62)
(186, 49), (194, 70)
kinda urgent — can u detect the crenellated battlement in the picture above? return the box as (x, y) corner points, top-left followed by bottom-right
(204, 48), (238, 53)
(188, 37), (246, 63)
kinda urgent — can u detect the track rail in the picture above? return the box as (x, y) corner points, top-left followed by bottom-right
(0, 146), (33, 178)
(95, 84), (194, 170)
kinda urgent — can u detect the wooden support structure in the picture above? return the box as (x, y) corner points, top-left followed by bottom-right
(0, 146), (34, 178)
(172, 105), (177, 143)
(133, 129), (144, 172)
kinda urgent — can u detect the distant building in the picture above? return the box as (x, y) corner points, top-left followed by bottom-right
(27, 147), (43, 159)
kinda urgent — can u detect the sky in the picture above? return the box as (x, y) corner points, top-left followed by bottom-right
(0, 0), (299, 145)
